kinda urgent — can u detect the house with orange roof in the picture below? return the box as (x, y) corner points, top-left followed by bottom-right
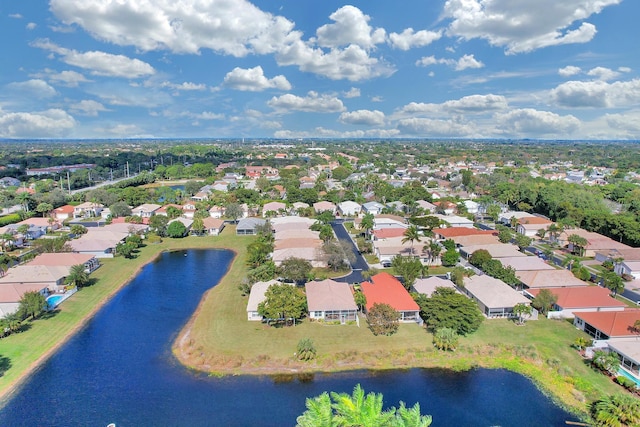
(433, 227), (497, 240)
(574, 308), (640, 340)
(306, 279), (358, 323)
(53, 204), (75, 221)
(360, 273), (420, 323)
(516, 216), (553, 237)
(525, 286), (626, 319)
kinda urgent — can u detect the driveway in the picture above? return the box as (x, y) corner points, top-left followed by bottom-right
(330, 220), (369, 284)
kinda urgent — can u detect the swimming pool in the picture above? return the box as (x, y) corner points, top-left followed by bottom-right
(46, 294), (67, 310)
(618, 367), (640, 387)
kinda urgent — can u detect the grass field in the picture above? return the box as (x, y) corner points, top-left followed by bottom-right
(0, 226), (624, 417)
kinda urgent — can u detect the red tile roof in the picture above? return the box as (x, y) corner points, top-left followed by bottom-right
(360, 272), (419, 312)
(576, 308), (640, 337)
(54, 204), (74, 214)
(372, 228), (407, 239)
(517, 217), (552, 225)
(526, 286), (625, 309)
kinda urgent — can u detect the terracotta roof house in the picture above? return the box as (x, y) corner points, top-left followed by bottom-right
(433, 227), (496, 240)
(516, 217), (553, 237)
(574, 309), (640, 340)
(525, 286), (626, 319)
(556, 228), (630, 257)
(306, 279), (358, 323)
(246, 280), (282, 321)
(270, 216), (315, 229)
(372, 228), (407, 240)
(313, 201), (337, 214)
(360, 273), (420, 323)
(595, 248), (640, 264)
(53, 204), (75, 221)
(462, 275), (531, 319)
(208, 205), (225, 219)
(516, 269), (587, 289)
(201, 217), (225, 236)
(236, 218), (267, 235)
(412, 276), (456, 297)
(28, 253), (100, 273)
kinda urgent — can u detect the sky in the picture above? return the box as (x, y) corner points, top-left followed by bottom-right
(0, 0), (639, 140)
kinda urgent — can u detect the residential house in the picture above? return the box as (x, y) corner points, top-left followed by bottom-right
(412, 276), (457, 297)
(459, 243), (526, 260)
(0, 283), (50, 317)
(0, 177), (20, 187)
(53, 204), (75, 221)
(432, 227), (497, 241)
(28, 252), (100, 273)
(556, 228), (630, 257)
(262, 201), (287, 217)
(246, 279), (282, 321)
(525, 286), (625, 319)
(131, 203), (162, 218)
(362, 201), (385, 216)
(236, 218), (267, 235)
(337, 201), (362, 217)
(313, 201), (337, 215)
(462, 275), (531, 319)
(498, 256), (556, 272)
(191, 191), (209, 202)
(516, 217), (553, 237)
(73, 202), (104, 219)
(499, 211), (535, 225)
(201, 217), (225, 236)
(360, 273), (421, 323)
(169, 218), (193, 236)
(306, 279), (358, 323)
(0, 264), (68, 292)
(416, 200), (437, 213)
(574, 308), (640, 340)
(516, 269), (587, 289)
(181, 202), (197, 219)
(432, 214), (474, 228)
(69, 228), (129, 258)
(433, 201), (457, 215)
(607, 340), (640, 385)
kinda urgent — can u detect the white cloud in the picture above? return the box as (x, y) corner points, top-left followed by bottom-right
(9, 13), (22, 19)
(70, 100), (109, 116)
(389, 28), (442, 50)
(396, 94), (508, 117)
(586, 66), (620, 81)
(223, 66), (291, 91)
(159, 81), (207, 91)
(0, 109), (76, 138)
(495, 108), (580, 135)
(416, 54), (483, 71)
(558, 66), (581, 77)
(339, 110), (385, 126)
(96, 123), (143, 136)
(443, 0), (621, 54)
(551, 79), (640, 108)
(397, 118), (475, 137)
(268, 91), (346, 113)
(315, 6), (386, 49)
(454, 54), (484, 71)
(47, 70), (90, 87)
(87, 84), (172, 107)
(26, 22), (37, 30)
(343, 88), (361, 98)
(274, 127), (399, 139)
(604, 111), (640, 133)
(32, 39), (155, 78)
(7, 79), (57, 98)
(619, 67), (631, 73)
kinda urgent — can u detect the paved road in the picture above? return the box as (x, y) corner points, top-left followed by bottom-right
(70, 174), (138, 195)
(330, 220), (369, 284)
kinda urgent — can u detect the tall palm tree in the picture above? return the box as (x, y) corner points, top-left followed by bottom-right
(402, 225), (421, 257)
(296, 392), (336, 427)
(331, 385), (395, 427)
(66, 264), (89, 288)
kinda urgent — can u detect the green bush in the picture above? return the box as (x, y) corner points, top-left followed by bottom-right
(0, 213), (22, 227)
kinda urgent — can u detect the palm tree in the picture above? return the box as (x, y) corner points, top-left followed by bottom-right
(296, 392), (336, 427)
(331, 385), (395, 427)
(567, 234), (588, 256)
(17, 191), (31, 212)
(65, 264), (89, 288)
(591, 394), (640, 427)
(402, 225), (421, 257)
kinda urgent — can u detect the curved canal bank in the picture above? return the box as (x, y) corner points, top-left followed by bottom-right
(0, 249), (577, 426)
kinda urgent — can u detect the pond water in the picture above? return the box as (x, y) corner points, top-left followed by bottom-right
(0, 250), (578, 426)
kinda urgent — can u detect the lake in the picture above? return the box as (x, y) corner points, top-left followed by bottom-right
(0, 250), (578, 426)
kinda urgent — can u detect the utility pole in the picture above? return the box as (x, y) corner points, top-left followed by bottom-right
(126, 161), (130, 178)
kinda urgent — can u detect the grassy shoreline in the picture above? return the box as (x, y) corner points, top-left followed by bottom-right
(0, 227), (621, 419)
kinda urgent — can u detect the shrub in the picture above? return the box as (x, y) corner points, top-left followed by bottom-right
(367, 303), (400, 336)
(296, 338), (317, 361)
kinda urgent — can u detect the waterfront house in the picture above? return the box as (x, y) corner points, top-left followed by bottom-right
(201, 217), (225, 236)
(462, 275), (531, 319)
(236, 218), (266, 235)
(360, 273), (420, 323)
(305, 279), (358, 323)
(574, 309), (640, 340)
(28, 252), (100, 273)
(246, 280), (282, 321)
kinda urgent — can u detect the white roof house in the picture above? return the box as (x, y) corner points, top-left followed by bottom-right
(337, 201), (362, 217)
(463, 275), (531, 319)
(412, 276), (457, 297)
(306, 279), (358, 322)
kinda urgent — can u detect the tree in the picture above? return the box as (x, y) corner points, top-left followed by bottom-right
(535, 228), (547, 241)
(167, 220), (187, 238)
(423, 240), (441, 264)
(322, 239), (354, 271)
(18, 291), (47, 320)
(32, 236), (72, 253)
(402, 225), (421, 257)
(65, 264), (89, 288)
(513, 234), (532, 251)
(354, 290), (366, 312)
(109, 201), (132, 218)
(17, 192), (31, 212)
(70, 224), (87, 236)
(116, 241), (137, 258)
(246, 240), (273, 268)
(590, 394), (640, 427)
(418, 287), (483, 335)
(149, 214), (169, 237)
(486, 204), (501, 222)
(247, 261), (277, 283)
(224, 203), (243, 223)
(440, 249), (459, 267)
(296, 385), (432, 427)
(567, 233), (589, 256)
(367, 302), (400, 336)
(498, 228), (513, 243)
(360, 213), (374, 237)
(191, 217), (205, 236)
(469, 249), (492, 268)
(450, 266), (473, 287)
(602, 271), (625, 296)
(592, 350), (621, 376)
(391, 255), (423, 289)
(532, 289), (557, 315)
(35, 202), (53, 218)
(258, 283), (306, 325)
(512, 303), (532, 325)
(433, 327), (459, 351)
(165, 205), (183, 219)
(279, 257), (313, 285)
(296, 338), (317, 361)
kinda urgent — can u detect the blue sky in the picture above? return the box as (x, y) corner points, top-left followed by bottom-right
(0, 0), (638, 139)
